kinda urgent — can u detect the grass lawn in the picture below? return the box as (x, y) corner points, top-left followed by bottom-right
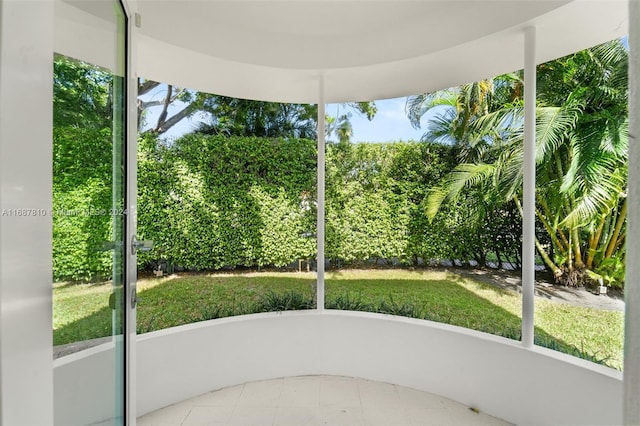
(53, 269), (624, 369)
(53, 281), (120, 346)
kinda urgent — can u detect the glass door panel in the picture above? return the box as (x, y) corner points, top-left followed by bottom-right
(52, 1), (129, 425)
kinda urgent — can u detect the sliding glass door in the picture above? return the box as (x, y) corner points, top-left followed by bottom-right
(52, 1), (132, 424)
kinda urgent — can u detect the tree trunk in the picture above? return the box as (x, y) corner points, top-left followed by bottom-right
(495, 251), (503, 269)
(605, 198), (627, 259)
(535, 236), (561, 277)
(536, 194), (569, 252)
(514, 196), (560, 276)
(154, 85), (173, 132)
(587, 215), (606, 269)
(571, 226), (585, 268)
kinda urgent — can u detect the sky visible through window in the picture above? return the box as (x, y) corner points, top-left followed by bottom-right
(139, 86), (438, 143)
(142, 36), (630, 144)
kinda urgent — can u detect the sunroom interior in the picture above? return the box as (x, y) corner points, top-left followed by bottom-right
(1, 0), (639, 425)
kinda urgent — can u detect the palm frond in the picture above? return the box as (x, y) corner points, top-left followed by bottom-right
(559, 127), (627, 226)
(592, 40), (628, 73)
(498, 147), (525, 199)
(424, 187), (448, 220)
(425, 163), (496, 219)
(472, 106), (522, 146)
(562, 170), (626, 226)
(421, 107), (458, 144)
(405, 90), (457, 129)
(535, 106), (580, 164)
(600, 121), (628, 157)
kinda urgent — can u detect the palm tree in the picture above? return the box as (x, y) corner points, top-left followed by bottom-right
(326, 101), (377, 144)
(413, 40), (628, 286)
(406, 78), (522, 162)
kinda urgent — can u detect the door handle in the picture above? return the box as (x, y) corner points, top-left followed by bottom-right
(131, 235), (154, 255)
(99, 241), (123, 251)
(131, 287), (138, 309)
(109, 289), (138, 309)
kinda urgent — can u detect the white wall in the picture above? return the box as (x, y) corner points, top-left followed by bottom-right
(53, 342), (118, 426)
(130, 311), (621, 426)
(54, 1), (121, 75)
(0, 1), (54, 424)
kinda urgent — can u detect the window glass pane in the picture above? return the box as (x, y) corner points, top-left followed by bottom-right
(134, 90), (318, 332)
(533, 38), (627, 370)
(52, 0), (127, 424)
(323, 106), (522, 340)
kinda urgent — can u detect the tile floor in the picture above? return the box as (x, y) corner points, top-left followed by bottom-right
(137, 375), (512, 426)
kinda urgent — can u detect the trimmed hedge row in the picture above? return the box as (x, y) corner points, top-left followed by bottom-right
(53, 134), (522, 281)
(53, 126), (114, 281)
(136, 134), (317, 271)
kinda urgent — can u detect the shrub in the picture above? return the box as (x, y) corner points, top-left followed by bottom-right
(260, 290), (315, 311)
(54, 133), (523, 280)
(325, 293), (374, 312)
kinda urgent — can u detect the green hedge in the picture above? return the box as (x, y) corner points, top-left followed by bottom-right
(53, 134), (522, 281)
(53, 126), (114, 281)
(136, 134), (317, 270)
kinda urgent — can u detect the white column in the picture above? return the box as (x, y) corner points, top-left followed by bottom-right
(0, 1), (54, 424)
(522, 26), (536, 348)
(624, 1), (640, 423)
(317, 78), (326, 311)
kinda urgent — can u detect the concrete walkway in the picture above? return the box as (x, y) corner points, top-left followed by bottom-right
(453, 267), (625, 312)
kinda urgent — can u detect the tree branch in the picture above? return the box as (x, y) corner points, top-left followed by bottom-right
(138, 99), (166, 109)
(155, 105), (193, 134)
(154, 85), (173, 132)
(139, 79), (161, 96)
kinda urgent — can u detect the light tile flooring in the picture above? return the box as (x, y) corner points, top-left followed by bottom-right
(137, 376), (512, 426)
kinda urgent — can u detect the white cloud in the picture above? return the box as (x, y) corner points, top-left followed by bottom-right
(344, 97), (426, 143)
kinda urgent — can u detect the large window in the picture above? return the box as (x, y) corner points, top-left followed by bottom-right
(51, 40), (627, 376)
(52, 0), (127, 424)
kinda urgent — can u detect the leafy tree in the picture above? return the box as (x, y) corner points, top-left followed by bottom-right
(54, 54), (112, 130)
(138, 79), (377, 143)
(326, 102), (378, 144)
(138, 81), (223, 135)
(193, 97), (318, 139)
(415, 40), (628, 286)
(53, 55), (115, 281)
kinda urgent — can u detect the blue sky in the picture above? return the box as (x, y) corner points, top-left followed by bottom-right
(327, 98), (427, 142)
(141, 88), (431, 143)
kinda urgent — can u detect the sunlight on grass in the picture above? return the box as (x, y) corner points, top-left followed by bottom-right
(135, 272), (315, 332)
(536, 301), (624, 368)
(326, 269), (522, 336)
(53, 269), (624, 369)
(53, 282), (112, 329)
(53, 281), (113, 345)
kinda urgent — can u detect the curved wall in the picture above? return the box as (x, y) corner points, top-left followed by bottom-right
(135, 311), (623, 425)
(54, 342), (118, 426)
(53, 311), (623, 425)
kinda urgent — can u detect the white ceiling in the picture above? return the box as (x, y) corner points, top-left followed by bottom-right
(137, 1), (568, 70)
(74, 0), (630, 103)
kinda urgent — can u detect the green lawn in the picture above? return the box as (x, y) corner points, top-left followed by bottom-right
(53, 269), (624, 369)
